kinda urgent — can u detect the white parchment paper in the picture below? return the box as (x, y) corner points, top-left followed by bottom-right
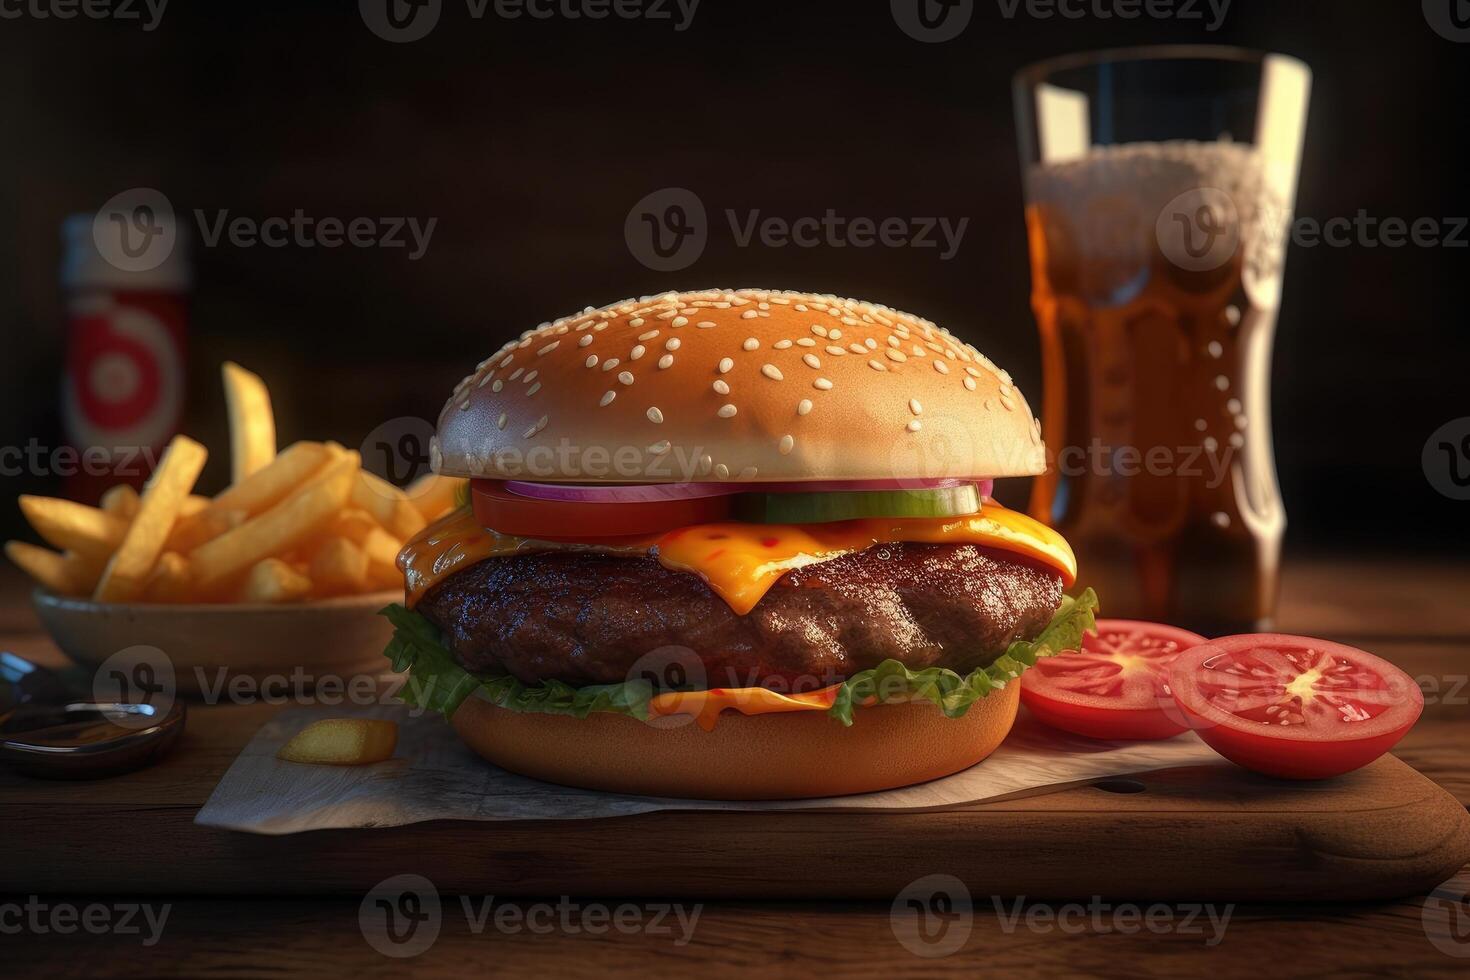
(195, 704), (1228, 835)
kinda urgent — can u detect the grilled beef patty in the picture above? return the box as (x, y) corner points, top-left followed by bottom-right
(415, 543), (1063, 690)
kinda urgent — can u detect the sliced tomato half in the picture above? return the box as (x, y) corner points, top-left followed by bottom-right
(1168, 634), (1424, 779)
(471, 479), (734, 539)
(1020, 619), (1206, 740)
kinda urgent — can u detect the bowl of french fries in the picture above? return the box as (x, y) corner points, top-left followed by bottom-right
(5, 363), (460, 694)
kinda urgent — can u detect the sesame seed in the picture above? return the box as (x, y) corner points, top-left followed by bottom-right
(886, 349), (906, 363)
(811, 324), (828, 337)
(907, 420), (922, 432)
(586, 355), (598, 368)
(509, 367), (524, 380)
(647, 407), (664, 424)
(492, 379), (504, 392)
(797, 398), (813, 415)
(909, 399), (923, 415)
(697, 321), (716, 328)
(778, 434), (794, 455)
(478, 374), (492, 388)
(741, 310), (759, 319)
(761, 364), (784, 381)
(933, 360), (950, 374)
(849, 343), (866, 354)
(527, 382), (541, 396)
(826, 345), (845, 356)
(963, 377), (977, 391)
(868, 360), (888, 372)
(742, 338), (759, 351)
(496, 412), (507, 429)
(638, 330), (659, 342)
(523, 370), (538, 383)
(665, 338), (681, 351)
(629, 317), (644, 327)
(739, 466), (759, 479)
(600, 390), (616, 406)
(459, 399), (471, 411)
(718, 404), (738, 418)
(658, 354), (674, 369)
(1000, 395), (1016, 411)
(713, 379), (730, 395)
(672, 316), (688, 328)
(715, 463), (730, 479)
(965, 366), (982, 378)
(630, 345), (646, 360)
(578, 335), (594, 348)
(829, 328), (842, 340)
(538, 341), (560, 356)
(618, 371), (635, 386)
(813, 377), (834, 390)
(796, 338), (817, 348)
(602, 358), (620, 371)
(718, 357), (734, 373)
(887, 336), (901, 348)
(803, 353), (820, 369)
(774, 339), (793, 350)
(865, 338), (878, 350)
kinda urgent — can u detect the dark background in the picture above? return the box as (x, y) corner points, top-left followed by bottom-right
(1, 0), (1465, 552)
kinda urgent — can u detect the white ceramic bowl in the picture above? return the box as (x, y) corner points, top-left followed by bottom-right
(30, 590), (401, 696)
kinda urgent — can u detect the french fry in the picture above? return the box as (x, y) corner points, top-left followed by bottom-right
(141, 551), (193, 603)
(352, 471), (428, 540)
(18, 496), (128, 560)
(210, 440), (332, 519)
(242, 557), (312, 603)
(164, 506), (247, 555)
(325, 507), (379, 545)
(4, 540), (76, 595)
(94, 435), (209, 603)
(190, 452), (359, 590)
(223, 361), (277, 484)
(360, 526), (404, 590)
(406, 472), (465, 521)
(277, 718), (398, 765)
(181, 494), (210, 517)
(62, 550), (107, 595)
(309, 536), (369, 595)
(99, 484), (141, 521)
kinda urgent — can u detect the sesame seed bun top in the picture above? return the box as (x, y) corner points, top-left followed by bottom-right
(431, 288), (1045, 483)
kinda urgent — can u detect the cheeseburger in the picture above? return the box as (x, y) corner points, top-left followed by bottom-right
(383, 288), (1096, 799)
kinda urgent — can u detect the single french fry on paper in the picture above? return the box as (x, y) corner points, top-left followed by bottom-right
(352, 471), (428, 541)
(18, 496), (128, 560)
(406, 472), (465, 521)
(99, 484), (141, 521)
(277, 718), (398, 765)
(189, 452), (359, 590)
(222, 361), (277, 485)
(94, 435), (209, 603)
(4, 540), (76, 595)
(241, 557), (312, 603)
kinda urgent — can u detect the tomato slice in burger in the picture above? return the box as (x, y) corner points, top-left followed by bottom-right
(1167, 634), (1424, 780)
(1020, 619), (1206, 740)
(471, 479), (735, 539)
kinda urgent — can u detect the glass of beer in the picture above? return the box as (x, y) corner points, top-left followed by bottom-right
(1013, 46), (1311, 633)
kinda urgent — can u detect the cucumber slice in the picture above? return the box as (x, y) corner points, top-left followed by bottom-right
(733, 484), (982, 524)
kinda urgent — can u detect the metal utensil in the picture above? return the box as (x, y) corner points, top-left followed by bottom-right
(0, 652), (186, 779)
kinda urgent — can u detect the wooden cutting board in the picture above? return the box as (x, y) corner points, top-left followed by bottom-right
(3, 748), (1466, 903)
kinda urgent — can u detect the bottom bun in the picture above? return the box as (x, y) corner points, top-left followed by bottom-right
(449, 682), (1021, 800)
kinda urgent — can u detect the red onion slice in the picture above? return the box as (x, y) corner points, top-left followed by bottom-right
(502, 478), (994, 503)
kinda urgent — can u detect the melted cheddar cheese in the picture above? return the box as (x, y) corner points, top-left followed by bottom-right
(397, 502), (1075, 613)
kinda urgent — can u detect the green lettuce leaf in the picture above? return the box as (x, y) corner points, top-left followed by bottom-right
(826, 587), (1098, 725)
(380, 586), (1098, 726)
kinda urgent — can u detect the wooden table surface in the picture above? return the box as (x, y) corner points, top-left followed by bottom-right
(3, 557), (1470, 978)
